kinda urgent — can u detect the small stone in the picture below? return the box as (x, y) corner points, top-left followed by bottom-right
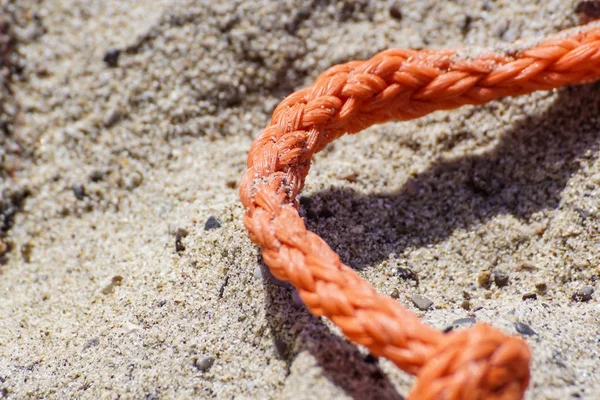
(478, 270), (491, 287)
(72, 184), (86, 200)
(396, 267), (419, 285)
(253, 265), (263, 280)
(572, 286), (594, 302)
(103, 108), (123, 128)
(411, 294), (433, 311)
(175, 228), (188, 252)
(194, 355), (215, 372)
(444, 317), (476, 332)
(460, 299), (471, 310)
(390, 288), (400, 299)
(111, 275), (123, 286)
(535, 282), (547, 293)
(204, 216), (221, 231)
(89, 170), (105, 182)
(493, 270), (509, 287)
(291, 290), (304, 307)
(389, 3), (403, 20)
(522, 293), (537, 301)
(82, 338), (100, 351)
(103, 48), (121, 67)
(342, 172), (358, 182)
(515, 321), (536, 336)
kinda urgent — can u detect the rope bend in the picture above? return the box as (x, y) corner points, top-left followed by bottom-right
(239, 21), (600, 400)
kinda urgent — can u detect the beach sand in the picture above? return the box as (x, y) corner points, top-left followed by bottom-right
(1, 1), (599, 398)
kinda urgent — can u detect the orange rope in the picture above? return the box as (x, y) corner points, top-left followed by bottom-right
(239, 21), (600, 400)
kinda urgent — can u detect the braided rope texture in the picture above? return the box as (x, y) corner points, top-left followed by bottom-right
(239, 22), (600, 400)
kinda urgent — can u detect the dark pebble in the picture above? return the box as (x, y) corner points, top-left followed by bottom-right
(493, 270), (509, 287)
(411, 294), (433, 311)
(389, 3), (403, 20)
(443, 317), (476, 333)
(515, 321), (536, 336)
(390, 288), (399, 299)
(72, 184), (86, 200)
(396, 267), (419, 285)
(460, 299), (471, 310)
(103, 48), (121, 67)
(175, 228), (188, 252)
(522, 293), (537, 301)
(204, 216), (221, 231)
(89, 170), (105, 182)
(535, 282), (547, 293)
(572, 286), (594, 302)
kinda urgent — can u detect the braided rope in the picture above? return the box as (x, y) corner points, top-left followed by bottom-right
(239, 21), (600, 399)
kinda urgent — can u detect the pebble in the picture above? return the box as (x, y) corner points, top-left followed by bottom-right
(291, 289), (304, 307)
(389, 3), (403, 20)
(493, 270), (509, 287)
(175, 228), (188, 252)
(443, 317), (476, 333)
(572, 286), (594, 302)
(515, 321), (536, 336)
(253, 265), (263, 280)
(72, 184), (86, 200)
(396, 267), (419, 285)
(103, 108), (123, 128)
(204, 216), (221, 231)
(194, 355), (215, 372)
(89, 170), (105, 182)
(390, 288), (400, 299)
(460, 299), (471, 310)
(478, 270), (491, 288)
(535, 282), (547, 293)
(522, 293), (537, 301)
(17, 243), (31, 262)
(82, 338), (100, 351)
(103, 48), (121, 67)
(411, 294), (433, 311)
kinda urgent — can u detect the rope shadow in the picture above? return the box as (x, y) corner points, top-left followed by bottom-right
(302, 83), (600, 269)
(262, 277), (405, 400)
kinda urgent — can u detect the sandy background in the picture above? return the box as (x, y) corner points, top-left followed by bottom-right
(1, 0), (599, 399)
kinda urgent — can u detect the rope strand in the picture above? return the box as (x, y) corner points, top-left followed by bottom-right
(240, 21), (600, 400)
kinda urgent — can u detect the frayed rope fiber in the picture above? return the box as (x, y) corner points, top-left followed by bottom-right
(239, 21), (600, 400)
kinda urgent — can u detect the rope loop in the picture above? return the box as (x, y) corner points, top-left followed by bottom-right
(240, 20), (600, 399)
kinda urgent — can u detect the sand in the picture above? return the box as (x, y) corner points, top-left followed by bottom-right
(1, 0), (599, 399)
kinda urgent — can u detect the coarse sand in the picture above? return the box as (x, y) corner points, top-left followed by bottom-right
(1, 1), (599, 399)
